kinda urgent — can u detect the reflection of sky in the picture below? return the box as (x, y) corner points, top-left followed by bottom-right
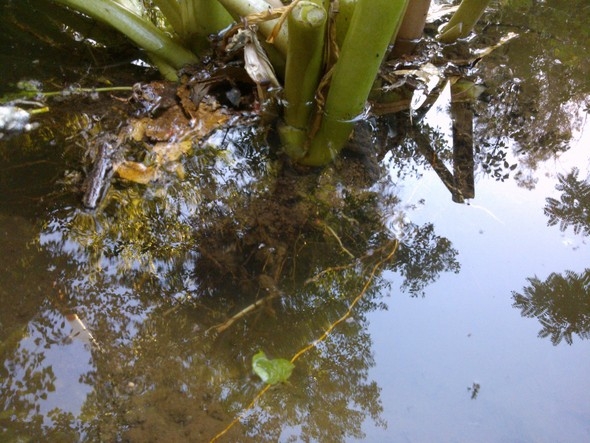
(18, 317), (94, 424)
(363, 109), (590, 440)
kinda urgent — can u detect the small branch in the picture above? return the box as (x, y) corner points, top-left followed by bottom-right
(317, 220), (354, 259)
(208, 289), (280, 334)
(208, 274), (282, 333)
(290, 239), (398, 363)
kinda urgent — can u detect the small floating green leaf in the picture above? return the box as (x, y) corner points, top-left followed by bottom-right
(252, 350), (294, 385)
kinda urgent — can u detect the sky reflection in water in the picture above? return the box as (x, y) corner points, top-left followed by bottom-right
(364, 105), (590, 442)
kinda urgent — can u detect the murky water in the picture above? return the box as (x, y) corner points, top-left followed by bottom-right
(2, 1), (589, 442)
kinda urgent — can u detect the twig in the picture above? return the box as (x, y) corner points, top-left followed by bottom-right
(208, 289), (280, 334)
(315, 219), (354, 259)
(289, 239), (398, 363)
(304, 262), (355, 285)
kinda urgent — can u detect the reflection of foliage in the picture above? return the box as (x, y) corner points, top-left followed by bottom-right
(395, 223), (460, 296)
(545, 168), (590, 236)
(1, 13), (463, 439)
(225, 257), (393, 442)
(216, 242), (398, 441)
(512, 269), (590, 345)
(471, 0), (590, 188)
(476, 138), (517, 182)
(0, 308), (78, 442)
(11, 115), (460, 441)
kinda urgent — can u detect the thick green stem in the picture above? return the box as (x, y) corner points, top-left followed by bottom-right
(190, 0), (234, 37)
(301, 0), (409, 166)
(280, 1), (327, 159)
(151, 0), (183, 32)
(334, 0), (357, 48)
(148, 54), (183, 81)
(53, 0), (199, 72)
(152, 0), (233, 54)
(437, 0), (492, 43)
(187, 0), (234, 53)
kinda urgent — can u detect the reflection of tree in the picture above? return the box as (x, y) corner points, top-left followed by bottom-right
(1, 6), (464, 439)
(0, 246), (398, 442)
(248, 315), (386, 442)
(545, 168), (590, 236)
(512, 269), (590, 345)
(474, 0), (590, 188)
(0, 305), (79, 441)
(0, 112), (461, 441)
(88, 274), (391, 442)
(371, 1), (588, 192)
(394, 223), (460, 295)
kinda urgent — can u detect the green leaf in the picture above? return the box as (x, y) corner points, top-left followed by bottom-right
(252, 350), (294, 385)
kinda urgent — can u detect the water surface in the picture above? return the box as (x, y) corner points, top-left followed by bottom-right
(1, 1), (589, 442)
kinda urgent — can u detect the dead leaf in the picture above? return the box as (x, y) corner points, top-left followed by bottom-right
(152, 139), (193, 164)
(115, 161), (159, 184)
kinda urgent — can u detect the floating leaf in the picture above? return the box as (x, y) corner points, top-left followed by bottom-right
(252, 350), (294, 385)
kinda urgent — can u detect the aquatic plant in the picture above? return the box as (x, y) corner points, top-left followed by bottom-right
(47, 0), (492, 165)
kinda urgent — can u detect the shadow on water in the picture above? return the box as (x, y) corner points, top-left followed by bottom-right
(1, 0), (590, 441)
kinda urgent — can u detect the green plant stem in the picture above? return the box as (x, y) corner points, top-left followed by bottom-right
(52, 0), (199, 74)
(148, 54), (183, 81)
(179, 0), (234, 53)
(280, 1), (327, 159)
(437, 0), (492, 43)
(300, 0), (409, 166)
(334, 0), (357, 48)
(190, 0), (234, 38)
(151, 0), (183, 32)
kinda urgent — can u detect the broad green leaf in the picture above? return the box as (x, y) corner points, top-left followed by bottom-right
(252, 350), (294, 385)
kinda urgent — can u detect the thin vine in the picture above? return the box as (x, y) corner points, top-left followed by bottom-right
(209, 238), (399, 442)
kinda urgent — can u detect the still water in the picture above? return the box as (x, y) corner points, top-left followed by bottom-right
(1, 1), (589, 442)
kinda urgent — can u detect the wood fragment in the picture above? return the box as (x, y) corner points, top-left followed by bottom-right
(83, 140), (115, 209)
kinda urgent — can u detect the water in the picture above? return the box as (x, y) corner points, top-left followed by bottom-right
(364, 130), (590, 442)
(1, 1), (590, 442)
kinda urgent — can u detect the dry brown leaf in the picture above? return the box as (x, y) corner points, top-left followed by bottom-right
(192, 102), (230, 137)
(115, 161), (159, 184)
(152, 139), (193, 164)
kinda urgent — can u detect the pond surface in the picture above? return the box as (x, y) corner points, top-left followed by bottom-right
(1, 1), (590, 442)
